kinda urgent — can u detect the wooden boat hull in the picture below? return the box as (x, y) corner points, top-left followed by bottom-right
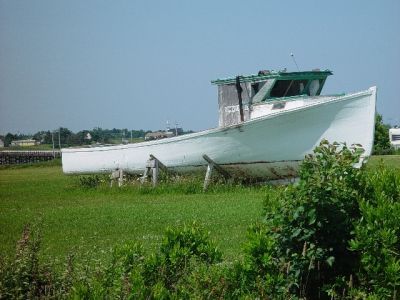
(62, 87), (376, 179)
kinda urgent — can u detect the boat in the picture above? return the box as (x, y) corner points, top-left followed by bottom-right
(61, 69), (377, 180)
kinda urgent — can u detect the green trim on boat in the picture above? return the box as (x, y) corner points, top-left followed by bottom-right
(211, 70), (333, 85)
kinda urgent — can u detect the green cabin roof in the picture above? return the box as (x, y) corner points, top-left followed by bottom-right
(211, 70), (333, 85)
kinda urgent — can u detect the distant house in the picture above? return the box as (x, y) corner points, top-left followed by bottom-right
(171, 127), (184, 135)
(0, 139), (4, 148)
(389, 127), (400, 150)
(145, 131), (175, 141)
(10, 139), (39, 147)
(84, 132), (92, 140)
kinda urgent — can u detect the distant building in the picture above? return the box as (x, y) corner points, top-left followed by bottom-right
(389, 127), (400, 150)
(84, 132), (92, 140)
(10, 139), (39, 147)
(0, 139), (4, 148)
(174, 127), (184, 135)
(145, 131), (175, 141)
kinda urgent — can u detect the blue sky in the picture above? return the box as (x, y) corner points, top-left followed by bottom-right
(0, 0), (399, 134)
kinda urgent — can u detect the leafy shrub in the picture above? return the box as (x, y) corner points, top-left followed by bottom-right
(142, 222), (222, 295)
(0, 224), (65, 299)
(237, 141), (399, 299)
(240, 222), (287, 297)
(68, 222), (222, 299)
(349, 166), (400, 299)
(77, 174), (107, 188)
(240, 140), (366, 298)
(69, 242), (146, 299)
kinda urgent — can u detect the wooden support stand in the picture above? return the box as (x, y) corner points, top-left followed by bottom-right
(110, 169), (124, 187)
(202, 154), (230, 191)
(140, 154), (171, 187)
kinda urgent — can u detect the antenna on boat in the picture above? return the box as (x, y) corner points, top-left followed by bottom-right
(290, 53), (300, 71)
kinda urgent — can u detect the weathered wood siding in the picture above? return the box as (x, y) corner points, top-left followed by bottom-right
(218, 83), (251, 127)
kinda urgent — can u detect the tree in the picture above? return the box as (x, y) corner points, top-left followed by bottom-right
(33, 131), (52, 144)
(373, 113), (391, 154)
(58, 127), (73, 146)
(4, 133), (16, 147)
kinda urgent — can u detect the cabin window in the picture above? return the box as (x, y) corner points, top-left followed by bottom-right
(309, 80), (320, 96)
(270, 80), (308, 98)
(392, 134), (400, 141)
(251, 83), (260, 95)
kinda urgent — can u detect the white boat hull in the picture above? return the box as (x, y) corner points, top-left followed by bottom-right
(62, 87), (376, 179)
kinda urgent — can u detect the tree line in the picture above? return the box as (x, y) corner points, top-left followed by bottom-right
(0, 127), (193, 147)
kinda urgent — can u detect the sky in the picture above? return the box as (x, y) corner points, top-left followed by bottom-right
(0, 0), (399, 135)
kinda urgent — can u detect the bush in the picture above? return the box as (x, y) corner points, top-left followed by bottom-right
(0, 224), (66, 299)
(239, 140), (365, 299)
(349, 166), (400, 299)
(238, 141), (399, 299)
(69, 242), (146, 299)
(142, 222), (222, 294)
(68, 222), (222, 299)
(0, 222), (224, 298)
(77, 174), (108, 188)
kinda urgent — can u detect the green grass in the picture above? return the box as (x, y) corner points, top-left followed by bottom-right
(0, 162), (265, 265)
(1, 154), (399, 267)
(367, 155), (400, 169)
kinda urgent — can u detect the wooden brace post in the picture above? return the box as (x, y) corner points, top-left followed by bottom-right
(203, 162), (214, 191)
(202, 154), (230, 191)
(149, 154), (171, 174)
(141, 154), (170, 187)
(110, 169), (124, 187)
(151, 158), (158, 187)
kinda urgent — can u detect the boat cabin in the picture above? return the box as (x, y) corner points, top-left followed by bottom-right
(212, 69), (332, 127)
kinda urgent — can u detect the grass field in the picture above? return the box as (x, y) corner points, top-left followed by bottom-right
(0, 161), (265, 265)
(367, 154), (400, 169)
(0, 155), (399, 267)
